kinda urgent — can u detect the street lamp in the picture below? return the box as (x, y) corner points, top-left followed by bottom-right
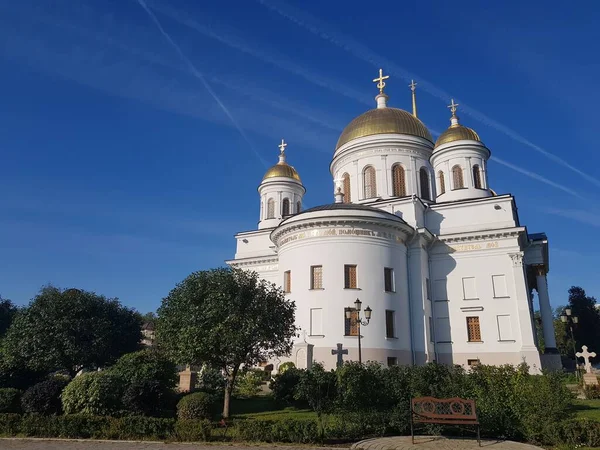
(561, 308), (579, 378)
(345, 298), (372, 364)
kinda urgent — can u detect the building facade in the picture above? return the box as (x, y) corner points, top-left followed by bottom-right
(227, 72), (559, 373)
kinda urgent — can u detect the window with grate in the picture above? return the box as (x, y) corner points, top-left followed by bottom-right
(363, 166), (377, 198)
(344, 265), (357, 289)
(386, 310), (395, 338)
(267, 198), (275, 219)
(387, 357), (398, 367)
(384, 267), (394, 292)
(282, 198), (290, 216)
(342, 173), (351, 203)
(419, 168), (430, 200)
(473, 165), (482, 189)
(452, 165), (464, 189)
(466, 316), (481, 342)
(310, 265), (323, 289)
(283, 270), (291, 293)
(438, 171), (446, 195)
(392, 164), (406, 197)
(468, 358), (480, 367)
(344, 308), (358, 336)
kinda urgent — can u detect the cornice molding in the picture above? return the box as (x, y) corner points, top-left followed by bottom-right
(226, 256), (279, 268)
(437, 227), (525, 244)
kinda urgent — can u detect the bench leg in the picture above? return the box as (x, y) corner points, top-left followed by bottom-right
(410, 415), (414, 444)
(477, 424), (481, 447)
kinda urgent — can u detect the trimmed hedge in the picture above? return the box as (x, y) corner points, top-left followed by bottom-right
(177, 392), (216, 420)
(21, 378), (69, 415)
(0, 388), (21, 413)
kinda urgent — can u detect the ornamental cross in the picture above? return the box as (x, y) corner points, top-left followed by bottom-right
(331, 343), (348, 368)
(409, 79), (417, 91)
(576, 345), (597, 374)
(372, 68), (389, 94)
(278, 138), (287, 155)
(448, 99), (459, 115)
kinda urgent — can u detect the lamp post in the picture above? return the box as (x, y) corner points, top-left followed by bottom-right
(345, 298), (372, 364)
(561, 307), (579, 378)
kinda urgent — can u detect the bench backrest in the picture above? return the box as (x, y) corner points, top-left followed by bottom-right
(411, 396), (477, 422)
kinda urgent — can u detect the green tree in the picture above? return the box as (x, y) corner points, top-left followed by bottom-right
(558, 287), (600, 358)
(109, 349), (177, 389)
(0, 297), (17, 339)
(2, 286), (141, 377)
(156, 268), (297, 418)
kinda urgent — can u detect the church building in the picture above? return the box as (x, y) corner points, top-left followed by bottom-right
(227, 70), (560, 373)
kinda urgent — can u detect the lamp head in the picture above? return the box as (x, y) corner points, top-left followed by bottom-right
(565, 308), (572, 316)
(354, 298), (362, 312)
(573, 316), (579, 324)
(364, 306), (372, 321)
(560, 314), (567, 323)
(345, 308), (352, 320)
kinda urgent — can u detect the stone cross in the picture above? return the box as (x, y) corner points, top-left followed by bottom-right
(331, 343), (348, 368)
(576, 345), (597, 374)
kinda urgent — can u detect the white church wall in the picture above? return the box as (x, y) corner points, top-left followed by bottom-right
(233, 230), (277, 259)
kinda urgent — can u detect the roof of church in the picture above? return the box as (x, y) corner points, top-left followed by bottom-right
(296, 203), (407, 222)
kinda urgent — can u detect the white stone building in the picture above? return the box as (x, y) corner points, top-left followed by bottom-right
(227, 72), (560, 373)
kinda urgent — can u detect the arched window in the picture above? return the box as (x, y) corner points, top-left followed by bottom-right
(363, 166), (377, 198)
(452, 165), (464, 190)
(473, 165), (482, 189)
(296, 201), (301, 213)
(392, 164), (406, 197)
(267, 198), (275, 219)
(342, 172), (351, 203)
(438, 170), (446, 195)
(419, 167), (430, 201)
(282, 198), (290, 216)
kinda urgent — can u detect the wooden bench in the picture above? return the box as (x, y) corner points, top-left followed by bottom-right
(410, 396), (480, 446)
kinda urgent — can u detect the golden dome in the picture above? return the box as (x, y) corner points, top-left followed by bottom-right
(336, 107), (433, 150)
(263, 162), (301, 182)
(435, 124), (482, 148)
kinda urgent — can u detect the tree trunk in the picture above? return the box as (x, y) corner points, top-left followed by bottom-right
(223, 376), (233, 418)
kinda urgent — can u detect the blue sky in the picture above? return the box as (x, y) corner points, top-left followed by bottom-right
(1, 0), (598, 313)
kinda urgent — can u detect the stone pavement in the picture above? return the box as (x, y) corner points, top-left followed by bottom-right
(351, 436), (543, 450)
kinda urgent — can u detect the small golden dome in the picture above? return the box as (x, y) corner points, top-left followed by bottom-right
(263, 162), (301, 182)
(336, 107), (433, 150)
(435, 124), (481, 148)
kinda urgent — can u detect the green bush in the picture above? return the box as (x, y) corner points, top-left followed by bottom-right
(21, 377), (69, 415)
(177, 392), (216, 421)
(231, 418), (318, 443)
(584, 384), (600, 399)
(0, 413), (21, 435)
(174, 419), (212, 441)
(0, 388), (21, 413)
(555, 418), (600, 448)
(336, 362), (392, 412)
(197, 366), (226, 395)
(234, 369), (264, 398)
(270, 367), (303, 406)
(109, 349), (177, 389)
(103, 415), (175, 440)
(122, 380), (176, 417)
(61, 371), (126, 416)
(278, 362), (295, 374)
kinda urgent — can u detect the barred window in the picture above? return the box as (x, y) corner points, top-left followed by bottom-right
(466, 316), (481, 342)
(387, 357), (398, 367)
(283, 270), (291, 293)
(310, 265), (323, 289)
(452, 165), (464, 189)
(342, 173), (351, 203)
(363, 166), (377, 198)
(438, 170), (446, 195)
(282, 198), (290, 216)
(419, 168), (430, 200)
(384, 268), (394, 292)
(267, 198), (275, 219)
(344, 265), (357, 289)
(473, 165), (482, 189)
(344, 308), (358, 336)
(392, 164), (406, 197)
(385, 310), (395, 338)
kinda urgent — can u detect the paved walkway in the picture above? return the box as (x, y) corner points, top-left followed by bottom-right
(351, 436), (543, 450)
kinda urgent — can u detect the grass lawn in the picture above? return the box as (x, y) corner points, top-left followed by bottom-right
(572, 399), (600, 421)
(230, 396), (316, 420)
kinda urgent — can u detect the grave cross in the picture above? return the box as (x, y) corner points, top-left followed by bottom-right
(576, 345), (597, 374)
(331, 343), (348, 368)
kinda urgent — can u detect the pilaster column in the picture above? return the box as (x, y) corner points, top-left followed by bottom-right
(509, 253), (537, 350)
(382, 155), (390, 197)
(411, 156), (418, 196)
(534, 264), (558, 352)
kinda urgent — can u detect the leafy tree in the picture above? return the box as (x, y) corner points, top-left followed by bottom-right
(156, 268), (297, 418)
(295, 363), (337, 438)
(0, 297), (17, 339)
(557, 287), (600, 358)
(2, 286), (141, 377)
(21, 377), (69, 415)
(233, 369), (264, 398)
(270, 367), (303, 406)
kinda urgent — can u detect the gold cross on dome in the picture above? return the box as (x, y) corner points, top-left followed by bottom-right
(278, 138), (287, 154)
(409, 80), (417, 91)
(372, 68), (389, 94)
(448, 99), (459, 115)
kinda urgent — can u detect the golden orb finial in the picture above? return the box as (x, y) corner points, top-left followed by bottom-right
(372, 68), (390, 94)
(448, 99), (460, 127)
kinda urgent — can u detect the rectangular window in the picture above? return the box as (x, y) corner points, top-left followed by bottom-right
(468, 359), (480, 367)
(429, 316), (434, 343)
(310, 308), (323, 336)
(385, 310), (395, 338)
(283, 270), (291, 293)
(492, 275), (508, 298)
(344, 265), (357, 289)
(496, 314), (514, 341)
(462, 277), (478, 300)
(387, 357), (398, 367)
(435, 317), (451, 342)
(344, 308), (358, 336)
(426, 278), (431, 300)
(466, 316), (482, 342)
(310, 265), (323, 289)
(384, 268), (395, 292)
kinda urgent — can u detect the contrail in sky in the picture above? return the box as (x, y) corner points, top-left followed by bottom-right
(258, 0), (600, 189)
(136, 0), (268, 167)
(491, 156), (584, 200)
